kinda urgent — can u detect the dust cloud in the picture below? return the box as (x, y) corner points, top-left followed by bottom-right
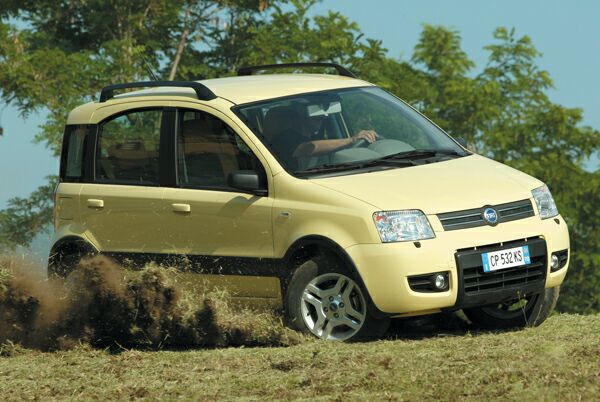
(0, 255), (302, 352)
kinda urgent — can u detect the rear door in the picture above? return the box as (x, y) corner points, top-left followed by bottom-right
(55, 125), (94, 227)
(79, 107), (167, 253)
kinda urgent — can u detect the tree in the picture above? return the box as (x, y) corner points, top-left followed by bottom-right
(0, 176), (57, 252)
(0, 0), (279, 249)
(480, 28), (599, 313)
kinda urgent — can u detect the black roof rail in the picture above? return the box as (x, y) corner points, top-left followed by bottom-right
(98, 81), (217, 103)
(237, 62), (357, 78)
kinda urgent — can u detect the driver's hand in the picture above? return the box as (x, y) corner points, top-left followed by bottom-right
(352, 130), (378, 144)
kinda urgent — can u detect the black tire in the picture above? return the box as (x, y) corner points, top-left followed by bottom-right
(463, 286), (560, 330)
(285, 254), (389, 341)
(48, 243), (95, 278)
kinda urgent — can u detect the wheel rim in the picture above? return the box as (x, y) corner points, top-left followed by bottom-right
(480, 293), (540, 320)
(300, 273), (367, 341)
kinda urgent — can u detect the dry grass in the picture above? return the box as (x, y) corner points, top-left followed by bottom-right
(0, 314), (598, 400)
(0, 255), (303, 350)
(1, 255), (599, 400)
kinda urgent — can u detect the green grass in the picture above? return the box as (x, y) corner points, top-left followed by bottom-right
(1, 314), (598, 401)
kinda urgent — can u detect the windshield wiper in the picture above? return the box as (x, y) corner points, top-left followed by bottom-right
(382, 148), (467, 161)
(295, 158), (414, 175)
(294, 149), (467, 175)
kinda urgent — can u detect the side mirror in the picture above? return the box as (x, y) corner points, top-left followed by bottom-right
(227, 170), (267, 196)
(455, 137), (468, 148)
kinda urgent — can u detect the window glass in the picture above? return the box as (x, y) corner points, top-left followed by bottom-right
(339, 89), (433, 149)
(96, 109), (162, 184)
(236, 87), (463, 173)
(177, 110), (264, 189)
(62, 125), (89, 180)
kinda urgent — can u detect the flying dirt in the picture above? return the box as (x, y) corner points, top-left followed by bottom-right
(0, 256), (302, 351)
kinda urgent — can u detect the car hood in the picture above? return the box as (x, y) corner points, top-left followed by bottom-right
(312, 154), (543, 214)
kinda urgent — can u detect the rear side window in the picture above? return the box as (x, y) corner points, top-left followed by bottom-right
(61, 125), (93, 182)
(96, 109), (163, 185)
(177, 110), (265, 190)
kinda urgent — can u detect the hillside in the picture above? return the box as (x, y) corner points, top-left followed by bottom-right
(1, 314), (598, 401)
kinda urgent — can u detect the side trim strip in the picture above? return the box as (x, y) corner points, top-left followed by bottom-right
(103, 252), (283, 278)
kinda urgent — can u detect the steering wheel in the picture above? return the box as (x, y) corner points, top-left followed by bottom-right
(350, 138), (370, 148)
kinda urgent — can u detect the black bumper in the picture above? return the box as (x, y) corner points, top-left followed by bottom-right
(452, 237), (548, 310)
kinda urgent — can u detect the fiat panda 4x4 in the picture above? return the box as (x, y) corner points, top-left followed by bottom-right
(50, 63), (570, 341)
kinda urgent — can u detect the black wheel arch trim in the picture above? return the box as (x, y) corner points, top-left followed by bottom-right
(281, 235), (389, 319)
(49, 236), (98, 262)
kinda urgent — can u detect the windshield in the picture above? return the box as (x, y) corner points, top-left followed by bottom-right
(235, 87), (466, 175)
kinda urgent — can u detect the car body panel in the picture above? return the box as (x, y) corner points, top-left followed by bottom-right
(78, 184), (166, 252)
(312, 154), (543, 213)
(54, 183), (81, 224)
(161, 187), (274, 257)
(271, 173), (380, 258)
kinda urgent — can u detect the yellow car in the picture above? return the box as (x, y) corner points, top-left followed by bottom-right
(50, 63), (570, 341)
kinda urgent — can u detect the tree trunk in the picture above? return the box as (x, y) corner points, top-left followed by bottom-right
(169, 28), (190, 81)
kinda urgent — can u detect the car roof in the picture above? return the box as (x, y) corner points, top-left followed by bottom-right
(202, 74), (373, 104)
(112, 74), (374, 105)
(67, 74), (375, 124)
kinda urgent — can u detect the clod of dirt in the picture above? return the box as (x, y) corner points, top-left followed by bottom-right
(0, 255), (303, 352)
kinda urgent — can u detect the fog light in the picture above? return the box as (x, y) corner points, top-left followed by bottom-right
(550, 254), (560, 270)
(433, 273), (447, 290)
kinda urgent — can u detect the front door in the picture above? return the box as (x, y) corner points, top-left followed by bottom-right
(160, 108), (278, 303)
(161, 108), (274, 259)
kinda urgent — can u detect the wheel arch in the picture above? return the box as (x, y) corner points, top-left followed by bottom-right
(282, 235), (353, 273)
(281, 235), (387, 318)
(48, 236), (98, 272)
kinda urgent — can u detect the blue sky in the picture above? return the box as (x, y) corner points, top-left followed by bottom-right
(1, 0), (598, 208)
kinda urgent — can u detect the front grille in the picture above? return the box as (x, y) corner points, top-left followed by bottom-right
(437, 199), (535, 231)
(454, 237), (547, 309)
(463, 260), (545, 294)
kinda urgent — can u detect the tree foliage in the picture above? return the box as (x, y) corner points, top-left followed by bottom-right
(0, 176), (57, 253)
(0, 1), (598, 312)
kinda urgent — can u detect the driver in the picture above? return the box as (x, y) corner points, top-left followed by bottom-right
(263, 106), (378, 170)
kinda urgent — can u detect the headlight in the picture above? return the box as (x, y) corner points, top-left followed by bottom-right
(532, 185), (558, 219)
(373, 210), (435, 242)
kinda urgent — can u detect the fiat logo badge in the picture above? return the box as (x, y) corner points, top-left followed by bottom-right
(482, 207), (498, 225)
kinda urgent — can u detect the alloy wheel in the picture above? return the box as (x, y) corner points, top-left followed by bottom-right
(300, 273), (367, 340)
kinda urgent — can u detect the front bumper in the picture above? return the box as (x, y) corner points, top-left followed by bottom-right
(345, 214), (570, 315)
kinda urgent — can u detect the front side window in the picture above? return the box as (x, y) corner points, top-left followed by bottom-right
(96, 109), (162, 184)
(235, 87), (466, 175)
(177, 110), (265, 190)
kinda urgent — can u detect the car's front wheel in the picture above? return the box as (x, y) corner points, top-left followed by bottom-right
(463, 286), (560, 330)
(286, 255), (389, 341)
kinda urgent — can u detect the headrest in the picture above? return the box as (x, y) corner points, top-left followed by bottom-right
(262, 106), (303, 142)
(107, 141), (151, 159)
(181, 118), (213, 140)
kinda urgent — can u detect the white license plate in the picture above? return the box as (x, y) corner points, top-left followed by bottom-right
(481, 245), (531, 273)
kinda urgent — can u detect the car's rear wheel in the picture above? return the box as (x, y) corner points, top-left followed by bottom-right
(48, 242), (95, 278)
(463, 286), (560, 330)
(286, 255), (389, 341)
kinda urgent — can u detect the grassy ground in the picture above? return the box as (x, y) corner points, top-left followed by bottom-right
(0, 314), (598, 401)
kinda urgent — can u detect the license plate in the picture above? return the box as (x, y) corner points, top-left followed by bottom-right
(481, 245), (531, 273)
